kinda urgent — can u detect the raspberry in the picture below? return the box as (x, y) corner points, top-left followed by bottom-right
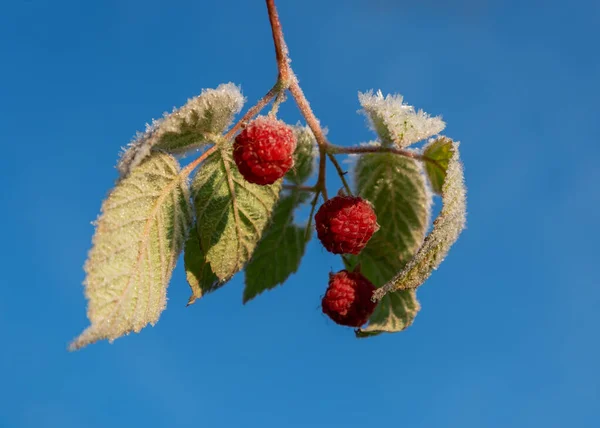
(233, 116), (296, 185)
(315, 196), (379, 254)
(322, 270), (377, 327)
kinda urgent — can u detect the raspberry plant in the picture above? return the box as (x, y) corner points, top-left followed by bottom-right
(69, 0), (466, 350)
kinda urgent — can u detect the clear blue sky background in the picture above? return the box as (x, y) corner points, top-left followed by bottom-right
(1, 0), (598, 426)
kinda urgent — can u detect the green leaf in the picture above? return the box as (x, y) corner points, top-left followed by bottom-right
(423, 136), (453, 195)
(358, 90), (445, 147)
(184, 227), (222, 306)
(191, 147), (281, 281)
(352, 151), (430, 336)
(118, 83), (245, 179)
(355, 289), (420, 338)
(70, 153), (192, 350)
(355, 152), (431, 263)
(243, 191), (310, 303)
(285, 126), (316, 184)
(373, 140), (466, 301)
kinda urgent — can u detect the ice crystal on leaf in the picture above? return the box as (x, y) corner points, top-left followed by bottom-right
(117, 83), (245, 180)
(358, 90), (445, 148)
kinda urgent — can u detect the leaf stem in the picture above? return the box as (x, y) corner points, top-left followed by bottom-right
(317, 146), (329, 200)
(223, 82), (281, 140)
(181, 145), (219, 178)
(268, 90), (287, 117)
(327, 153), (352, 195)
(328, 144), (446, 174)
(304, 189), (321, 242)
(282, 184), (317, 192)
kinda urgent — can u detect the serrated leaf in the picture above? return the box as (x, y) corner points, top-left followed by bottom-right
(355, 290), (420, 337)
(355, 152), (431, 262)
(118, 83), (245, 179)
(352, 151), (430, 336)
(243, 191), (310, 303)
(423, 136), (453, 195)
(191, 147), (281, 281)
(358, 90), (445, 147)
(70, 153), (192, 350)
(373, 140), (466, 300)
(285, 126), (317, 184)
(184, 227), (222, 306)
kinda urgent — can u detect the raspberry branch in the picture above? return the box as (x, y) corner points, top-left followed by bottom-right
(186, 0), (446, 206)
(266, 0), (291, 83)
(265, 0), (442, 199)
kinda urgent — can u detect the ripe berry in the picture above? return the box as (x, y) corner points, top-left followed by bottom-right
(322, 270), (377, 327)
(315, 196), (379, 254)
(233, 116), (296, 185)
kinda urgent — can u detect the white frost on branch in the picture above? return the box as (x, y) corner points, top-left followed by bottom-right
(358, 90), (445, 148)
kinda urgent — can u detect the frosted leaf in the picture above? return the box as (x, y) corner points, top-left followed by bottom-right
(423, 136), (453, 195)
(70, 153), (192, 350)
(117, 83), (245, 179)
(356, 290), (420, 337)
(243, 191), (310, 303)
(184, 228), (223, 306)
(358, 90), (445, 148)
(373, 140), (466, 300)
(191, 147), (281, 281)
(350, 152), (430, 336)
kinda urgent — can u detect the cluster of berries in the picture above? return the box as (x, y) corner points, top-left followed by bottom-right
(234, 117), (380, 327)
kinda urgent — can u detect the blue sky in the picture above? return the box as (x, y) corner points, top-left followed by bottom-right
(1, 0), (599, 426)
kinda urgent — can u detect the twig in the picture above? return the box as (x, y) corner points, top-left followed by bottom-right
(328, 144), (446, 173)
(317, 146), (329, 200)
(282, 184), (316, 192)
(287, 83), (329, 150)
(181, 145), (219, 177)
(327, 153), (352, 195)
(304, 190), (321, 242)
(223, 82), (281, 140)
(269, 90), (287, 117)
(266, 0), (290, 82)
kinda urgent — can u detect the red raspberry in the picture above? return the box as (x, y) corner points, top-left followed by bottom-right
(322, 270), (377, 327)
(233, 116), (296, 185)
(315, 196), (379, 255)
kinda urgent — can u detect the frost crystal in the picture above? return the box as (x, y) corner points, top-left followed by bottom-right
(372, 140), (466, 300)
(358, 90), (445, 148)
(117, 83), (245, 180)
